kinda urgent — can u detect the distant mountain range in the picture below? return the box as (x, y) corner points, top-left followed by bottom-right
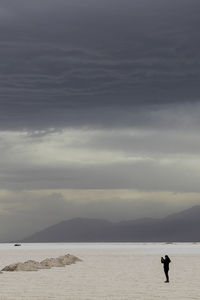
(21, 205), (200, 242)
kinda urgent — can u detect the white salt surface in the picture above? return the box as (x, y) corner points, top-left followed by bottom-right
(0, 243), (200, 299)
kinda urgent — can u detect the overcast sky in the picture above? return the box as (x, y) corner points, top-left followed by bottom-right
(0, 0), (200, 241)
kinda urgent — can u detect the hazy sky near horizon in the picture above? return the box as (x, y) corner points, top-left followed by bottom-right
(0, 0), (200, 240)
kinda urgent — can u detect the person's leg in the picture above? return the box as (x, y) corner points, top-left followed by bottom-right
(164, 268), (169, 282)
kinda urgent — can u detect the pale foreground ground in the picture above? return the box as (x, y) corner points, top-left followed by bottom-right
(0, 243), (200, 299)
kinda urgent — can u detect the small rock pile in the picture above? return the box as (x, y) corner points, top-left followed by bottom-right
(2, 254), (81, 272)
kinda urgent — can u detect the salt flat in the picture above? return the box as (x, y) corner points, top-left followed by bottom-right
(0, 243), (200, 300)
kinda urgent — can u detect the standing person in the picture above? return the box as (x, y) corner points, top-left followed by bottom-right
(161, 255), (171, 282)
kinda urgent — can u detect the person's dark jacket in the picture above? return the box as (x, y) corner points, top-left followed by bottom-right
(161, 256), (171, 270)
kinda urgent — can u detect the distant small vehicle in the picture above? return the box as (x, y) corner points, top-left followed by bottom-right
(14, 243), (21, 247)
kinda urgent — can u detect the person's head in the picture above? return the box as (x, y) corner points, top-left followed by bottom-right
(165, 255), (169, 259)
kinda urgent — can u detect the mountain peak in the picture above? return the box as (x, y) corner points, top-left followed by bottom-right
(21, 205), (200, 243)
(165, 205), (200, 220)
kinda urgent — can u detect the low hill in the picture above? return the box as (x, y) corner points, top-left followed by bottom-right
(22, 206), (200, 242)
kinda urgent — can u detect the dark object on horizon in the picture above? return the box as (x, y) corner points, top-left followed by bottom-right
(14, 243), (21, 247)
(161, 255), (171, 282)
(21, 205), (200, 243)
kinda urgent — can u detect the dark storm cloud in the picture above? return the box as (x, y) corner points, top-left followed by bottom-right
(0, 0), (200, 129)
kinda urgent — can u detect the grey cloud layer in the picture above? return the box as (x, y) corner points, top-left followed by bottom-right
(0, 0), (200, 129)
(0, 128), (200, 192)
(1, 160), (200, 192)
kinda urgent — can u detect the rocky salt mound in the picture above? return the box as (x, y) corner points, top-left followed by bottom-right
(2, 254), (81, 272)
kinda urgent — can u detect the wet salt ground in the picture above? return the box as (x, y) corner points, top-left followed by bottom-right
(0, 243), (200, 299)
